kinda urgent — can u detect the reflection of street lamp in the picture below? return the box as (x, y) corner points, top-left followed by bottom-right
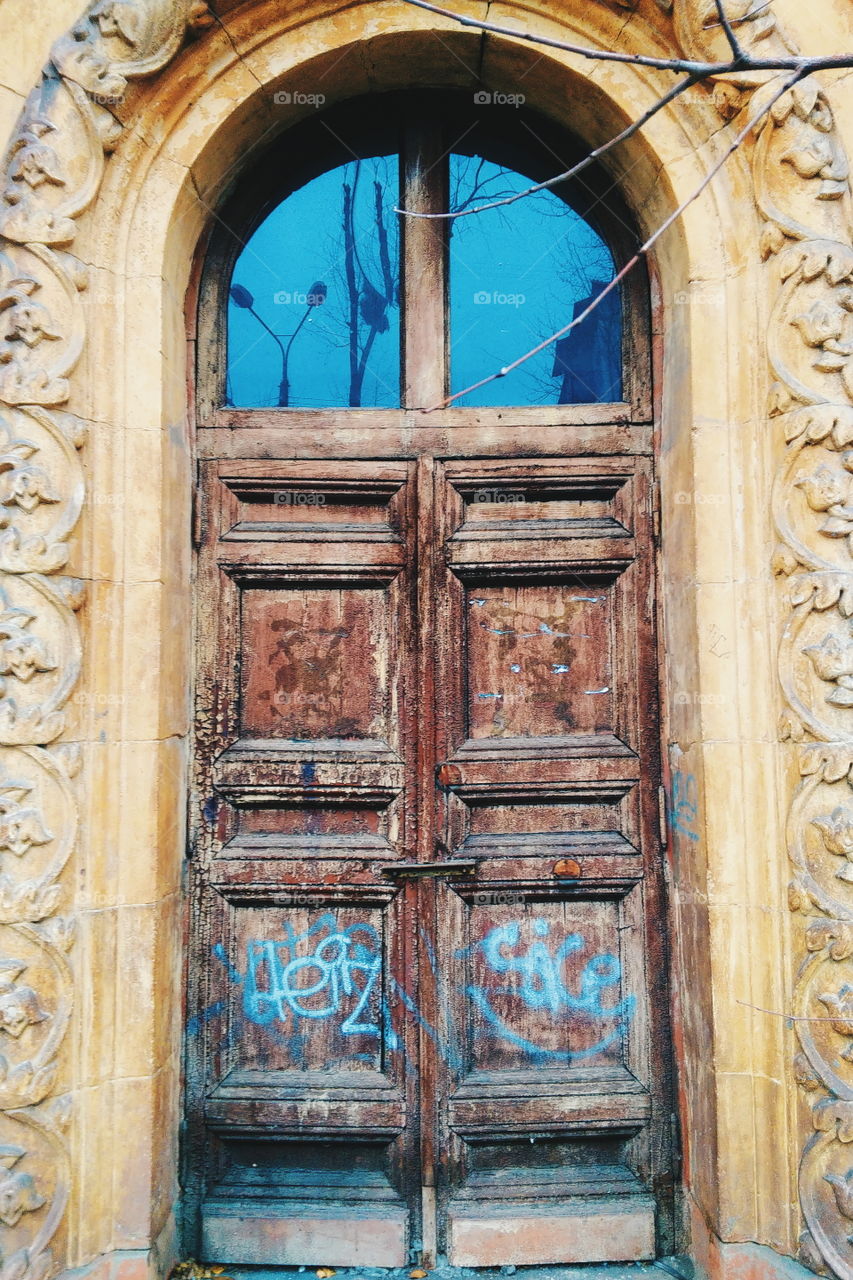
(230, 281), (327, 407)
(282, 281), (327, 406)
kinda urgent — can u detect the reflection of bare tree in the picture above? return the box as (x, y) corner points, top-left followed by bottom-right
(450, 157), (617, 405)
(451, 157), (520, 217)
(229, 157), (400, 408)
(341, 160), (398, 406)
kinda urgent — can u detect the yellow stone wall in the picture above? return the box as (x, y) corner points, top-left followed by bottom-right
(0, 3), (851, 1280)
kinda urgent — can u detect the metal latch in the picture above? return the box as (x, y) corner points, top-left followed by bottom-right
(380, 859), (479, 878)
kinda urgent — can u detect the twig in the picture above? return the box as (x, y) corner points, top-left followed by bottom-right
(736, 999), (848, 1023)
(401, 0), (721, 74)
(704, 0), (775, 32)
(423, 69), (802, 412)
(396, 72), (698, 222)
(401, 0), (853, 74)
(712, 0), (745, 63)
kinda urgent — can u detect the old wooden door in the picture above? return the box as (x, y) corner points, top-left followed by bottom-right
(185, 101), (676, 1269)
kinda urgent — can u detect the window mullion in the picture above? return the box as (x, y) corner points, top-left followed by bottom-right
(401, 123), (448, 410)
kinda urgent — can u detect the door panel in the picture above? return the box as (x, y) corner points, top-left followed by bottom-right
(462, 898), (634, 1070)
(464, 585), (614, 740)
(187, 461), (417, 1266)
(186, 450), (673, 1267)
(428, 458), (671, 1264)
(239, 586), (391, 740)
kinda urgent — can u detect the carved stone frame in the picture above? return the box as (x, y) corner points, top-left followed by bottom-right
(0, 1), (850, 1278)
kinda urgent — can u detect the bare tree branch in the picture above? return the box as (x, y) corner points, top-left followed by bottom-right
(712, 0), (745, 63)
(402, 0), (718, 73)
(705, 0), (774, 29)
(401, 0), (853, 75)
(736, 999), (848, 1023)
(423, 69), (803, 412)
(396, 72), (697, 222)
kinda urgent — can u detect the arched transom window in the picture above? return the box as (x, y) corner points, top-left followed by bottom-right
(215, 96), (638, 414)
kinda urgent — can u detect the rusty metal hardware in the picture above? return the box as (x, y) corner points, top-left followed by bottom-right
(380, 859), (479, 878)
(552, 857), (583, 878)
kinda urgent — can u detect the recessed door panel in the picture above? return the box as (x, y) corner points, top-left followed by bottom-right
(462, 898), (633, 1072)
(230, 903), (392, 1075)
(240, 586), (390, 740)
(466, 585), (614, 739)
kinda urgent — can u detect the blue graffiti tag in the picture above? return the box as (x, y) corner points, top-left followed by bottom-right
(243, 914), (388, 1039)
(670, 770), (699, 843)
(464, 918), (635, 1063)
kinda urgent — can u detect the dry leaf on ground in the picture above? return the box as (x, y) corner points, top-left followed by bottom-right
(170, 1263), (234, 1280)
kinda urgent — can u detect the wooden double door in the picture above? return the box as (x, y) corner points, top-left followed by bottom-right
(185, 425), (677, 1267)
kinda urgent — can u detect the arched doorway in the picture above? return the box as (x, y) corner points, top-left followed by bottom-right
(185, 91), (676, 1269)
(2, 0), (833, 1270)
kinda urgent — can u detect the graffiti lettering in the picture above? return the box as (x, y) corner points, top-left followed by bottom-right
(465, 919), (635, 1063)
(194, 917), (633, 1068)
(243, 914), (386, 1038)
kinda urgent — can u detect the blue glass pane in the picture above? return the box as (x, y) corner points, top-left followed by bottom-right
(449, 156), (621, 407)
(227, 156), (400, 408)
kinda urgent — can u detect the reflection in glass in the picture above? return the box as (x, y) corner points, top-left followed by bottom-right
(448, 156), (621, 408)
(227, 156), (400, 409)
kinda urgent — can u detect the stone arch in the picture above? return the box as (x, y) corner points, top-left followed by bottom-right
(0, 2), (850, 1278)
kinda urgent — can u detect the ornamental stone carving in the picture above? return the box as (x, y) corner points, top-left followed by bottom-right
(758, 43), (853, 1278)
(0, 5), (211, 1279)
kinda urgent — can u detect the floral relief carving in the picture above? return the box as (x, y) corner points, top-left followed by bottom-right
(0, 748), (77, 1280)
(826, 1169), (853, 1227)
(757, 81), (852, 247)
(1, 476), (59, 520)
(804, 625), (853, 707)
(0, 269), (64, 409)
(0, 1149), (44, 1229)
(796, 457), (853, 549)
(0, 249), (86, 409)
(92, 2), (143, 46)
(778, 101), (850, 202)
(0, 197), (75, 254)
(818, 986), (853, 1061)
(0, 963), (48, 1042)
(0, 421), (59, 534)
(793, 295), (853, 394)
(0, 3), (213, 1277)
(0, 595), (55, 691)
(813, 807), (853, 881)
(0, 280), (62, 358)
(762, 32), (853, 1271)
(8, 124), (66, 196)
(805, 913), (853, 959)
